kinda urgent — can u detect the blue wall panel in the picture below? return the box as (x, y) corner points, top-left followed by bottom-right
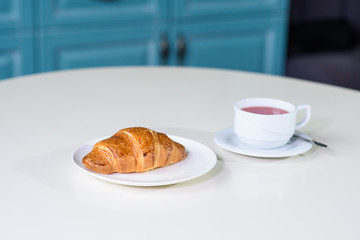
(174, 0), (289, 19)
(40, 27), (163, 72)
(37, 0), (167, 26)
(0, 0), (33, 29)
(172, 18), (287, 74)
(0, 34), (34, 80)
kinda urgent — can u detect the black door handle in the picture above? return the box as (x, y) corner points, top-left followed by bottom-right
(176, 34), (186, 60)
(160, 34), (169, 62)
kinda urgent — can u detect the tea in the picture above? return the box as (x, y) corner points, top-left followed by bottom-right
(242, 106), (288, 115)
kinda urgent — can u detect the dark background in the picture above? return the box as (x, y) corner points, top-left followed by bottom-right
(286, 0), (360, 90)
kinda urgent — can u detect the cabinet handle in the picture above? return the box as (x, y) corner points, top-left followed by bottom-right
(160, 34), (169, 61)
(176, 35), (186, 59)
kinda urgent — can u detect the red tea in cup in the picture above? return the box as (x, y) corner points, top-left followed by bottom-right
(242, 106), (289, 115)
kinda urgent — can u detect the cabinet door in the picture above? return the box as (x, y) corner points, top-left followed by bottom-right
(0, 35), (34, 80)
(171, 19), (287, 75)
(0, 0), (33, 29)
(174, 0), (289, 18)
(38, 0), (167, 26)
(40, 27), (164, 72)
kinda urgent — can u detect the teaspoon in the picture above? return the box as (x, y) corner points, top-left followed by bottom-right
(292, 134), (328, 148)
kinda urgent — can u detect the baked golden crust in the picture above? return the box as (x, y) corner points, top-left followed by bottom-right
(82, 127), (187, 174)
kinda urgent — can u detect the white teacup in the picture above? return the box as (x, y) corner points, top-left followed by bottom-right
(234, 98), (311, 149)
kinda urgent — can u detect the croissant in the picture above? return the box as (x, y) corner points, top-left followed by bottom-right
(82, 127), (187, 174)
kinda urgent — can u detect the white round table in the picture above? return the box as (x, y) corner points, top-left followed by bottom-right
(1, 67), (359, 240)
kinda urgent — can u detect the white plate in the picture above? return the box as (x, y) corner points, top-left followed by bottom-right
(213, 127), (312, 158)
(73, 135), (217, 186)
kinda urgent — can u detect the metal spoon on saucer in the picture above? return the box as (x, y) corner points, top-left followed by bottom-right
(292, 134), (328, 148)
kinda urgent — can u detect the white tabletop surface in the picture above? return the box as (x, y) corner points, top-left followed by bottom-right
(1, 67), (359, 240)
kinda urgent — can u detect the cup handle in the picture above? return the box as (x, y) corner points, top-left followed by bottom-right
(295, 104), (311, 129)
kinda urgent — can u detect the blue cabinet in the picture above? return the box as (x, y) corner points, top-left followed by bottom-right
(0, 0), (33, 29)
(170, 0), (289, 74)
(170, 18), (287, 74)
(174, 0), (288, 18)
(0, 0), (34, 79)
(0, 34), (34, 79)
(40, 26), (164, 71)
(37, 0), (167, 26)
(0, 0), (289, 80)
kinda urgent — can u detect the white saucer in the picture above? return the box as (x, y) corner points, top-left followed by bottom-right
(213, 127), (312, 158)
